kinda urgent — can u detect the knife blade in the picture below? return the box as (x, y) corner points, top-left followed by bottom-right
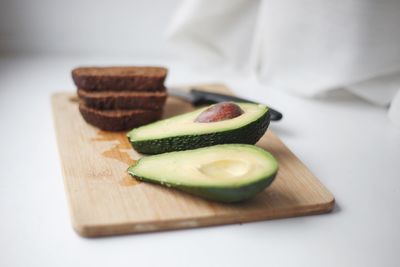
(168, 87), (283, 121)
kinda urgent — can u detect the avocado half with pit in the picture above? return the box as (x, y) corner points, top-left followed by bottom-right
(127, 103), (270, 154)
(128, 144), (278, 203)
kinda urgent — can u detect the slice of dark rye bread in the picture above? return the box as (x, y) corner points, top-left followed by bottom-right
(72, 66), (168, 92)
(79, 102), (163, 131)
(77, 88), (167, 110)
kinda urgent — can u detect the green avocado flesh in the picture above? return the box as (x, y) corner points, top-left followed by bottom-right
(127, 102), (270, 154)
(127, 144), (278, 203)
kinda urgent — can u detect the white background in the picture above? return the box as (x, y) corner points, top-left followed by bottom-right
(1, 1), (400, 267)
(0, 0), (181, 57)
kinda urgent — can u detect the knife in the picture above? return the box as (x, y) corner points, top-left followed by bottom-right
(168, 87), (283, 121)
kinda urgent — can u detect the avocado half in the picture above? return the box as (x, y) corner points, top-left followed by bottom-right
(128, 144), (278, 203)
(127, 102), (270, 154)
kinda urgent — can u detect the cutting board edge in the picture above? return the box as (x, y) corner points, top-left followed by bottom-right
(73, 196), (335, 237)
(51, 93), (82, 236)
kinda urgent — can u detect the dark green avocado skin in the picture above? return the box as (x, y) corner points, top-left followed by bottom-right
(129, 110), (270, 155)
(177, 174), (277, 203)
(128, 166), (277, 203)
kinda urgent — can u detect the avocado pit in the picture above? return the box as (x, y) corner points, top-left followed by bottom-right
(195, 102), (244, 123)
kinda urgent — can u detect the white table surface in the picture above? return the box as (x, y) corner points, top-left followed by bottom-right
(1, 55), (399, 267)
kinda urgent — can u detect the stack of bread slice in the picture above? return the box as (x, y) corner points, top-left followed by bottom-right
(72, 66), (168, 131)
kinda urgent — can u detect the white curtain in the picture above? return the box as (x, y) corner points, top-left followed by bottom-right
(167, 0), (400, 126)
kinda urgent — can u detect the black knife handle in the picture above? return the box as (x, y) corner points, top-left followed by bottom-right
(190, 89), (283, 121)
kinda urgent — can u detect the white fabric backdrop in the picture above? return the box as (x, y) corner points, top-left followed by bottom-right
(167, 0), (400, 126)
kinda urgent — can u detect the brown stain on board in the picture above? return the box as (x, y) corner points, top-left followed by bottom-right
(92, 130), (140, 186)
(69, 96), (79, 103)
(120, 175), (140, 186)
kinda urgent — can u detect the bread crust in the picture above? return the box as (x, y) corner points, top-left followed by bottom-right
(72, 66), (168, 91)
(79, 102), (163, 131)
(77, 88), (167, 110)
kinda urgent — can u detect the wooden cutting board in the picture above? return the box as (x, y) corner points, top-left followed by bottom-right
(52, 84), (334, 237)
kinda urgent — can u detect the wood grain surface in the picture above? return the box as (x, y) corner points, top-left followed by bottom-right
(52, 84), (335, 237)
